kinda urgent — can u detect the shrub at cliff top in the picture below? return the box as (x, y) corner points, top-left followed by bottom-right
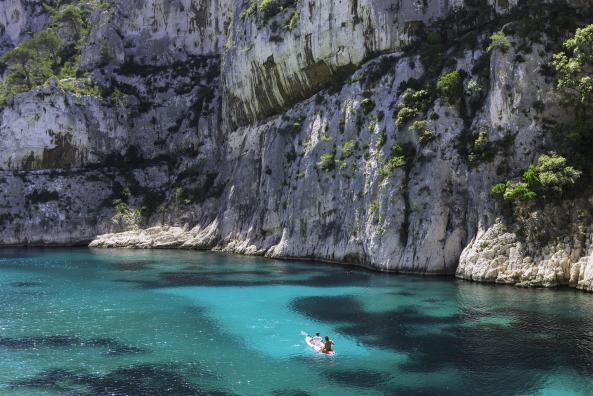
(0, 30), (61, 91)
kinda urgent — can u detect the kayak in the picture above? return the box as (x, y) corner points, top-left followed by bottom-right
(305, 336), (335, 355)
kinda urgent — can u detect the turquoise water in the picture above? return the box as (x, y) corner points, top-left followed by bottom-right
(1, 249), (593, 395)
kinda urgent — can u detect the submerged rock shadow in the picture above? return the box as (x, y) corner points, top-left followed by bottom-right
(115, 267), (376, 289)
(9, 363), (230, 395)
(290, 295), (593, 394)
(9, 281), (42, 288)
(0, 335), (146, 356)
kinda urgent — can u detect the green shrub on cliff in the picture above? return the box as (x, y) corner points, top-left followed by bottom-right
(525, 154), (582, 195)
(492, 154), (581, 204)
(487, 31), (510, 53)
(259, 0), (281, 20)
(240, 0), (297, 25)
(0, 3), (95, 104)
(549, 24), (593, 179)
(552, 24), (593, 108)
(317, 153), (336, 172)
(339, 140), (358, 158)
(395, 107), (418, 128)
(240, 0), (258, 20)
(360, 98), (375, 114)
(395, 89), (432, 128)
(437, 70), (465, 104)
(111, 199), (142, 231)
(0, 30), (61, 91)
(411, 120), (434, 146)
(379, 145), (406, 181)
(492, 182), (536, 202)
(284, 11), (299, 30)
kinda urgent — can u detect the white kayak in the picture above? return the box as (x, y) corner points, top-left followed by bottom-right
(305, 336), (335, 355)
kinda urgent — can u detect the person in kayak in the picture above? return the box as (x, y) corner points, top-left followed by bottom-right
(322, 336), (334, 353)
(311, 333), (322, 347)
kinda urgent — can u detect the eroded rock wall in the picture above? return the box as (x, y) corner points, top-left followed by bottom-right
(81, 0), (233, 70)
(93, 38), (558, 274)
(221, 0), (523, 127)
(4, 0), (593, 291)
(456, 203), (593, 292)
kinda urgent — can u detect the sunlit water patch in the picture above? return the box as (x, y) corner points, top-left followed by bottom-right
(1, 248), (593, 395)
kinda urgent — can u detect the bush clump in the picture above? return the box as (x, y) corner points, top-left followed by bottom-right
(339, 140), (358, 158)
(240, 0), (297, 25)
(437, 70), (465, 104)
(492, 181), (536, 202)
(411, 120), (434, 146)
(492, 153), (581, 204)
(379, 145), (406, 181)
(111, 199), (142, 231)
(552, 24), (593, 108)
(525, 154), (582, 194)
(317, 153), (336, 172)
(284, 11), (300, 30)
(360, 98), (375, 114)
(487, 31), (511, 53)
(395, 89), (432, 128)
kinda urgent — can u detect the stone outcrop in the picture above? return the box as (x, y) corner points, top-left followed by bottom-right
(457, 202), (593, 291)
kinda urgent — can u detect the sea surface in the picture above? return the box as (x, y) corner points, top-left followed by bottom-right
(0, 248), (592, 395)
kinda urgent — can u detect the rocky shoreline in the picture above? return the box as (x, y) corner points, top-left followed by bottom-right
(90, 224), (593, 292)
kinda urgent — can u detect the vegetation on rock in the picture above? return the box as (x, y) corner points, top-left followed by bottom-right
(0, 2), (95, 105)
(437, 70), (465, 105)
(111, 199), (142, 232)
(317, 153), (335, 172)
(492, 154), (581, 205)
(395, 89), (432, 128)
(240, 0), (297, 26)
(487, 31), (511, 53)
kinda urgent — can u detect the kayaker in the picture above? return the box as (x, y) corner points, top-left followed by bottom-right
(311, 333), (322, 346)
(322, 336), (334, 353)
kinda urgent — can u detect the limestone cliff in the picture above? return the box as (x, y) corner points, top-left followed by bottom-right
(2, 0), (593, 291)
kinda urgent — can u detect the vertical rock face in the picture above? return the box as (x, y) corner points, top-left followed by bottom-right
(0, 56), (222, 171)
(180, 37), (553, 274)
(221, 0), (520, 126)
(222, 0), (455, 126)
(81, 0), (233, 70)
(3, 0), (593, 290)
(0, 88), (126, 170)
